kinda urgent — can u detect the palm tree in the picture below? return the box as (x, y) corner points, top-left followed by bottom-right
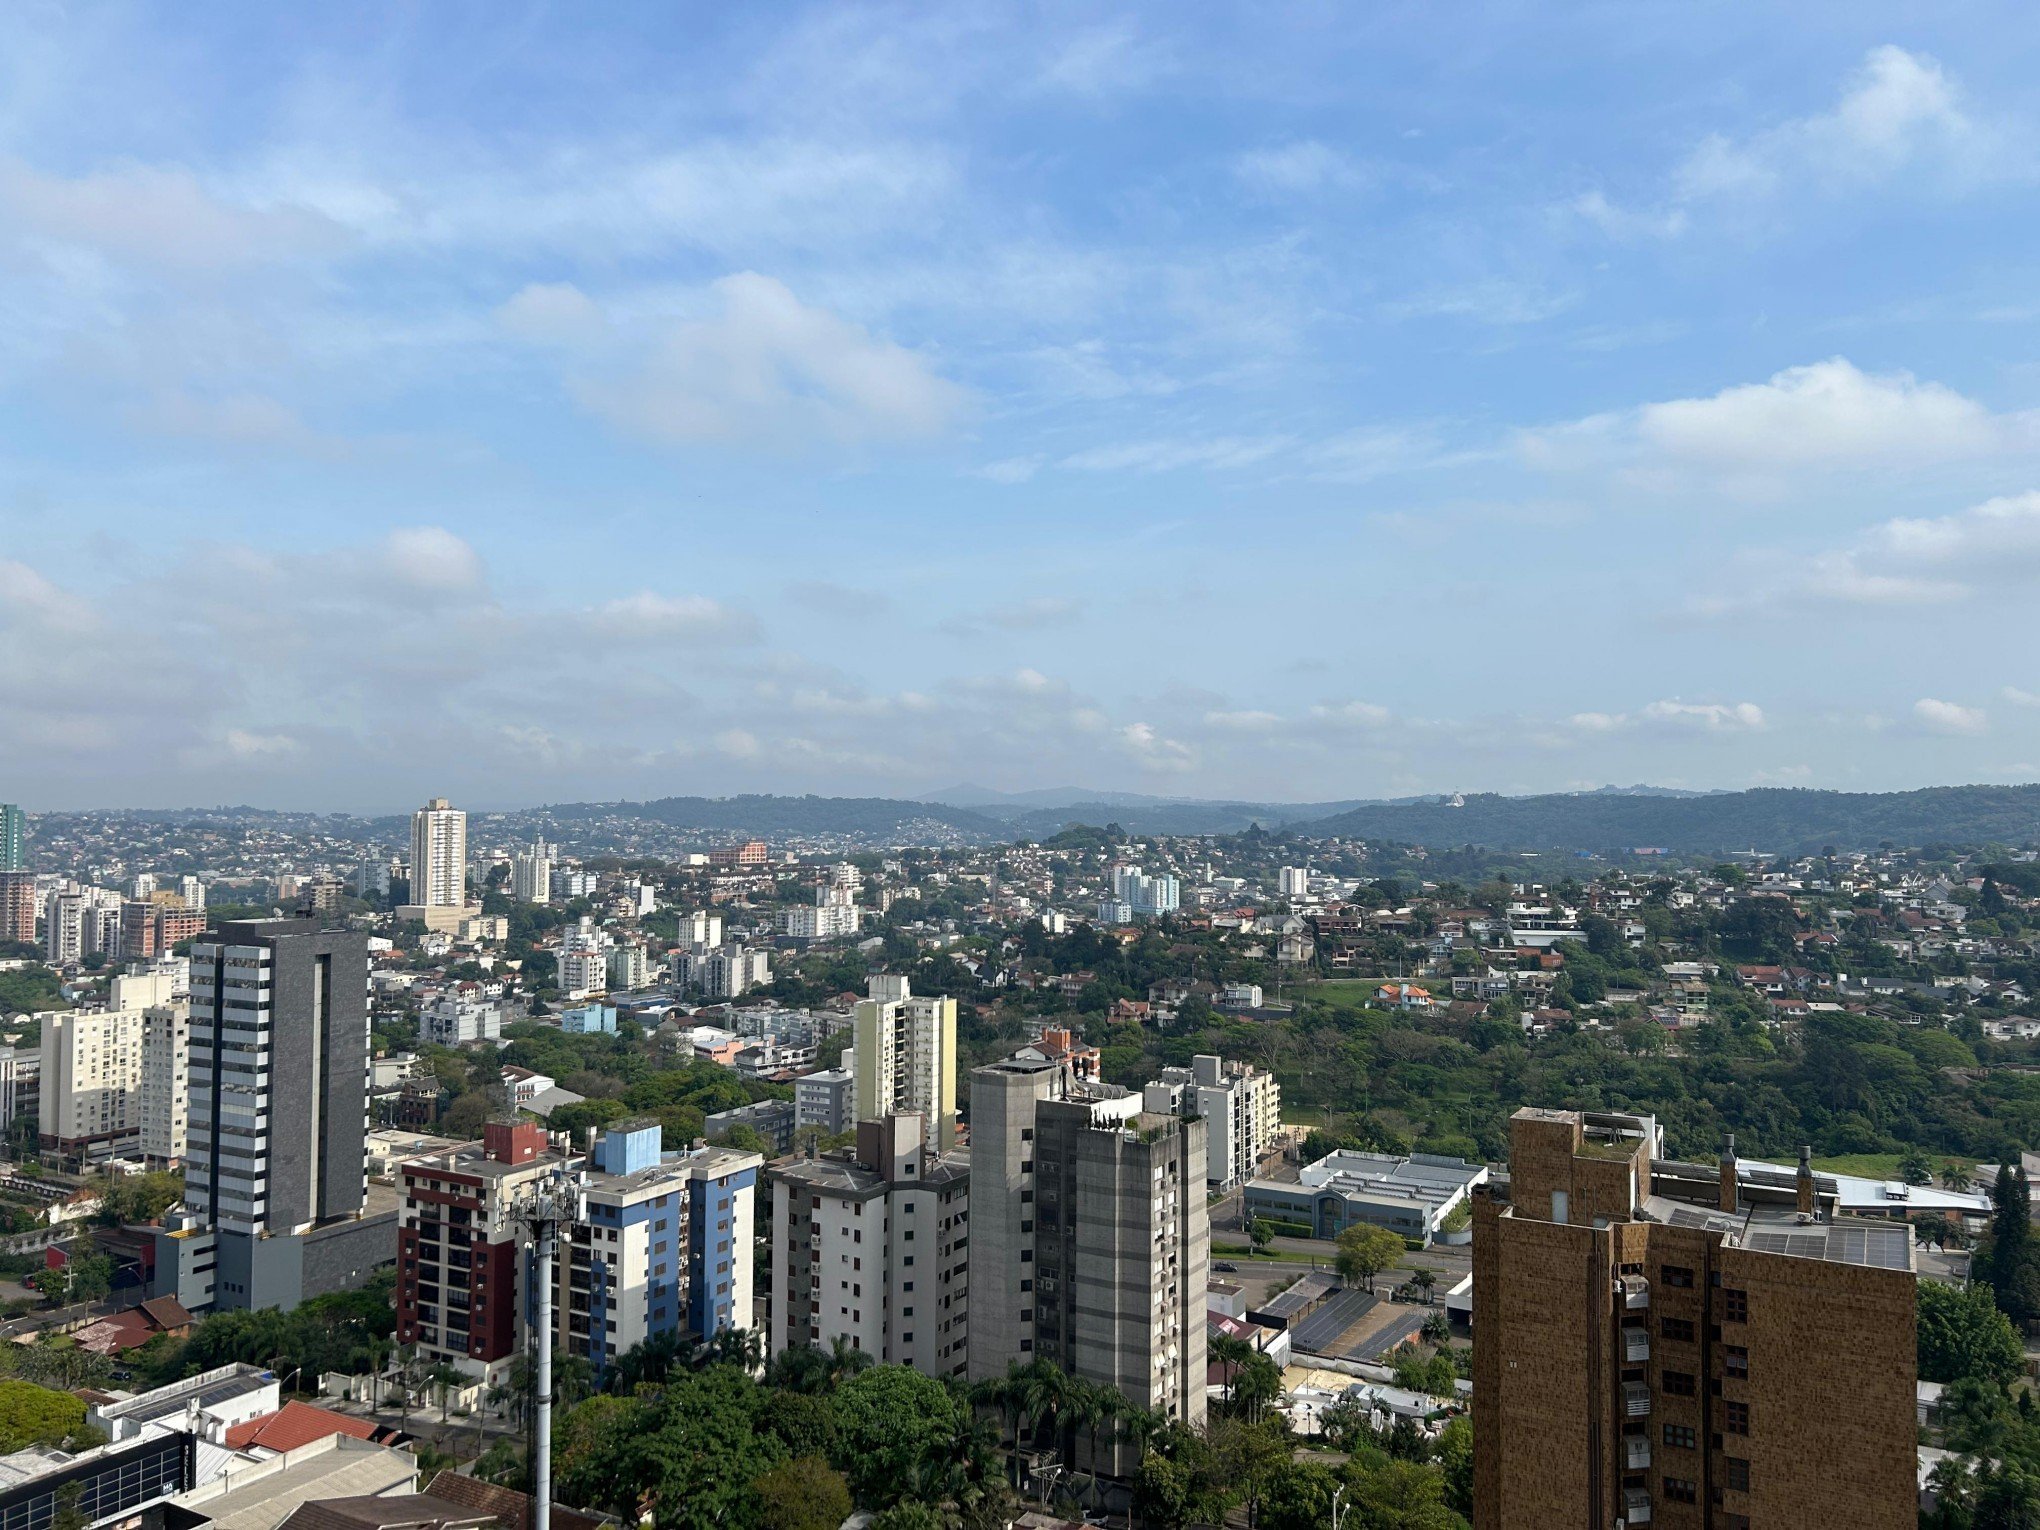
(1079, 1385), (1126, 1508)
(1420, 1311), (1451, 1346)
(825, 1335), (873, 1387)
(1943, 1164), (1975, 1192)
(970, 1370), (1028, 1488)
(1015, 1359), (1071, 1492)
(1114, 1406), (1169, 1530)
(1410, 1267), (1436, 1305)
(1210, 1334), (1252, 1412)
(765, 1343), (829, 1394)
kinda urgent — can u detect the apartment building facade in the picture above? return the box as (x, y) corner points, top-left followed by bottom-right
(853, 976), (957, 1153)
(969, 1054), (1209, 1454)
(1472, 1107), (1916, 1530)
(555, 1123), (761, 1377)
(397, 1120), (567, 1385)
(153, 918), (384, 1314)
(764, 1113), (970, 1378)
(1142, 1053), (1281, 1189)
(38, 1007), (142, 1158)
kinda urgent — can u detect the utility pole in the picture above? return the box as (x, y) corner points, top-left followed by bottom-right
(517, 1165), (585, 1530)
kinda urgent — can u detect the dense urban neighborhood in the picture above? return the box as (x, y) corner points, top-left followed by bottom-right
(0, 794), (2031, 1526)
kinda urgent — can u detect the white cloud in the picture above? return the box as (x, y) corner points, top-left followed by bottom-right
(1037, 24), (1170, 96)
(715, 728), (763, 759)
(1523, 358), (2021, 474)
(2005, 687), (2040, 708)
(1678, 46), (1976, 202)
(0, 156), (345, 270)
(560, 273), (968, 447)
(495, 283), (609, 347)
(1914, 698), (1988, 734)
(1117, 721), (1196, 773)
(1204, 709), (1282, 731)
(1231, 140), (1365, 197)
(974, 455), (1042, 484)
(590, 592), (758, 640)
(382, 528), (484, 592)
(1642, 700), (1766, 731)
(1060, 435), (1295, 474)
(1310, 700), (1393, 727)
(1572, 47), (2008, 240)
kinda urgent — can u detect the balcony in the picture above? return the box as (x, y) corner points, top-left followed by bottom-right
(1622, 1381), (1650, 1418)
(1622, 1327), (1650, 1363)
(1618, 1275), (1649, 1311)
(1623, 1487), (1651, 1525)
(1625, 1436), (1651, 1471)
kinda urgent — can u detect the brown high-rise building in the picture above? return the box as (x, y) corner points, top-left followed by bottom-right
(0, 872), (34, 945)
(1473, 1108), (1915, 1530)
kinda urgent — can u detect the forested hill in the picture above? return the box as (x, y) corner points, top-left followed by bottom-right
(528, 794), (1007, 839)
(1296, 784), (2040, 853)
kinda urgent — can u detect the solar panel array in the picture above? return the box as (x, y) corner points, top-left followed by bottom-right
(1740, 1227), (1828, 1261)
(1289, 1289), (1380, 1355)
(1826, 1221), (1912, 1270)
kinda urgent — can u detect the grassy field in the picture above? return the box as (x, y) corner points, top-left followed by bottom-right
(1302, 979), (1399, 1016)
(1809, 1151), (1982, 1182)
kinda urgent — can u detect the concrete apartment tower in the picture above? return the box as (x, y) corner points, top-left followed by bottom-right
(0, 804), (22, 872)
(970, 1054), (1209, 1460)
(1472, 1107), (1916, 1530)
(155, 917), (384, 1312)
(399, 797), (476, 932)
(853, 975), (957, 1152)
(764, 1112), (971, 1378)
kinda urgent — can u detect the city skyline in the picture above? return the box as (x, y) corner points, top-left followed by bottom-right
(8, 7), (2040, 808)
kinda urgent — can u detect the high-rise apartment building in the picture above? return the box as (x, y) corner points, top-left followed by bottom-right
(554, 1122), (761, 1377)
(399, 798), (475, 932)
(765, 1113), (970, 1378)
(854, 976), (956, 1153)
(140, 1002), (190, 1168)
(0, 871), (36, 946)
(1472, 1107), (1916, 1530)
(38, 1008), (143, 1159)
(510, 838), (553, 904)
(555, 916), (613, 1000)
(1142, 1054), (1281, 1189)
(969, 1055), (1209, 1454)
(0, 804), (22, 872)
(795, 1068), (854, 1137)
(397, 1120), (569, 1385)
(0, 1048), (40, 1136)
(153, 918), (386, 1313)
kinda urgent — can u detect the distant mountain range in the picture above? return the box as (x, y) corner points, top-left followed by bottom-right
(495, 782), (2040, 852)
(43, 782), (2040, 854)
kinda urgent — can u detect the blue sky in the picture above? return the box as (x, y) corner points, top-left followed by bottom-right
(6, 2), (2040, 810)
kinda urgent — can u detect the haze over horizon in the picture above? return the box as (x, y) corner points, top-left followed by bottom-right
(8, 5), (2040, 811)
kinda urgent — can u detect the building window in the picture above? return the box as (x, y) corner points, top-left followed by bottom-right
(1726, 1457), (1750, 1492)
(1661, 1477), (1697, 1505)
(1724, 1345), (1748, 1378)
(1662, 1424), (1695, 1450)
(1725, 1400), (1749, 1435)
(1660, 1370), (1696, 1397)
(1660, 1265), (1694, 1289)
(1722, 1287), (1748, 1323)
(1659, 1316), (1694, 1343)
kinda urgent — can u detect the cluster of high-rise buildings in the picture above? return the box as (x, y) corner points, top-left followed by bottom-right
(1097, 862), (1181, 925)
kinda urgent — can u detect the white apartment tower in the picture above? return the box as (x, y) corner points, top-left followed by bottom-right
(127, 968), (191, 1168)
(39, 1008), (143, 1158)
(401, 798), (474, 932)
(764, 1113), (970, 1379)
(510, 838), (554, 904)
(1143, 1054), (1281, 1189)
(853, 976), (957, 1152)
